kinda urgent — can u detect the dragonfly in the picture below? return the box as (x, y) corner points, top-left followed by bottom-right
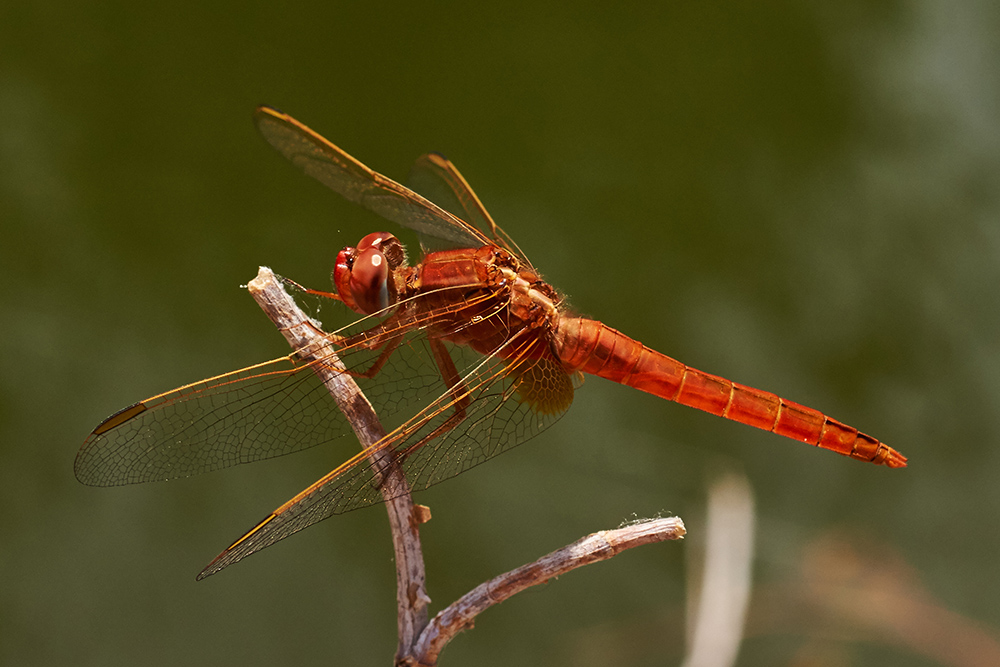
(76, 106), (907, 579)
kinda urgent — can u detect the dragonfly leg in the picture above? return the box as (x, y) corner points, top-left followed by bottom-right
(278, 275), (345, 303)
(397, 338), (472, 459)
(429, 338), (471, 420)
(343, 336), (403, 380)
(303, 330), (403, 381)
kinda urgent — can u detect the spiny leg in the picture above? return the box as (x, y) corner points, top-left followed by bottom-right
(397, 337), (474, 460)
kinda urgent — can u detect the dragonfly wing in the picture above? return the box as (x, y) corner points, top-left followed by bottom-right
(75, 356), (342, 486)
(197, 332), (579, 578)
(75, 288), (484, 487)
(254, 106), (488, 249)
(408, 152), (533, 266)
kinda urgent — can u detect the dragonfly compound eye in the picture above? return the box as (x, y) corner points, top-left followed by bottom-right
(357, 232), (407, 270)
(349, 246), (391, 314)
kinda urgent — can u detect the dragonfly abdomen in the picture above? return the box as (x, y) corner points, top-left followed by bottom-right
(554, 317), (906, 467)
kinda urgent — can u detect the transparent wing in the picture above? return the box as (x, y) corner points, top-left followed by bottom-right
(254, 106), (489, 249)
(198, 331), (579, 579)
(406, 152), (532, 266)
(75, 287), (493, 487)
(76, 356), (348, 486)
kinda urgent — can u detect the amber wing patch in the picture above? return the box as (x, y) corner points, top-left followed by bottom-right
(513, 357), (578, 416)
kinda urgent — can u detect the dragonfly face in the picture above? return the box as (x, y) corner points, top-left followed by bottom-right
(333, 232), (408, 315)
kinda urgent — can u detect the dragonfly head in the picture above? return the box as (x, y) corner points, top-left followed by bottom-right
(332, 232), (408, 315)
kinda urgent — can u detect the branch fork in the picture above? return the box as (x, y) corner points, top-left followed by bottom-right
(247, 266), (686, 666)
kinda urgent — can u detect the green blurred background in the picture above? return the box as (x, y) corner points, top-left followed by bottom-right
(3, 2), (999, 665)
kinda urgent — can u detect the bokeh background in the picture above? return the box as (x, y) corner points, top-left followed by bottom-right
(3, 2), (999, 665)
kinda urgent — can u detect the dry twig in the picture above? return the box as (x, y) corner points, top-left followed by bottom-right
(412, 517), (686, 666)
(248, 267), (429, 659)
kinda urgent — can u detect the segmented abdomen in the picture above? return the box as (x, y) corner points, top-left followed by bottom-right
(553, 317), (906, 467)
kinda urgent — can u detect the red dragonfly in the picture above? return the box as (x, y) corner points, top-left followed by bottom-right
(76, 106), (907, 579)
